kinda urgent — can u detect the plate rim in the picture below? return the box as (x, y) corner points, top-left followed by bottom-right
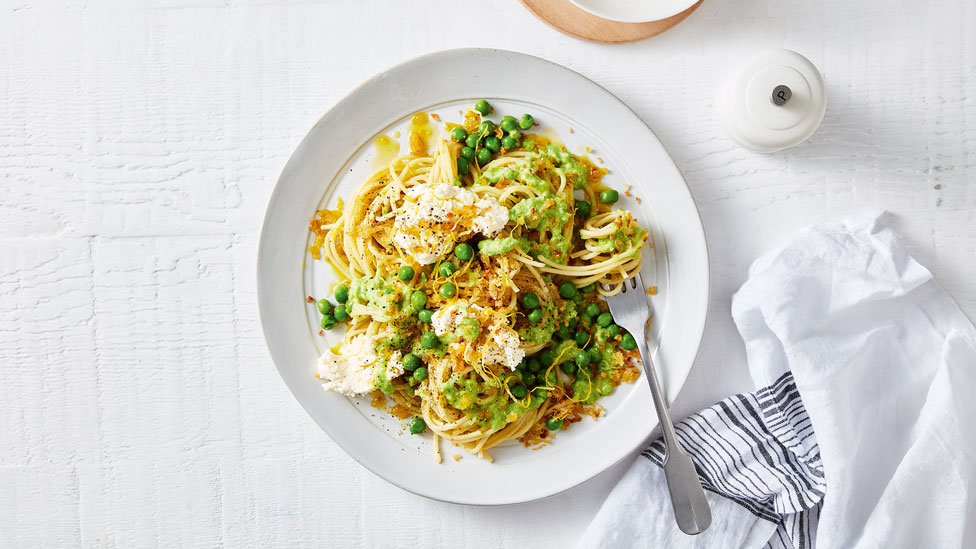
(257, 48), (710, 505)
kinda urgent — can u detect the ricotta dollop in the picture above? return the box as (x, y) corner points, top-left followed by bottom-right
(392, 183), (509, 265)
(431, 301), (525, 371)
(315, 334), (378, 396)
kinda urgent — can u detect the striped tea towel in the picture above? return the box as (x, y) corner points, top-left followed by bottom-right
(579, 212), (976, 548)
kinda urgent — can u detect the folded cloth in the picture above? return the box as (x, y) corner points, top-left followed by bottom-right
(579, 212), (976, 548)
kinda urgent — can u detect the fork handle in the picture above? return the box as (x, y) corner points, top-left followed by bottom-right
(637, 338), (680, 453)
(636, 336), (712, 535)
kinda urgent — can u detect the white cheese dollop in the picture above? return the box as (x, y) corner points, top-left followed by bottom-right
(316, 334), (378, 396)
(431, 183), (473, 203)
(431, 301), (524, 370)
(471, 200), (509, 236)
(392, 183), (509, 265)
(431, 302), (487, 336)
(431, 307), (453, 336)
(485, 324), (525, 371)
(432, 302), (470, 336)
(386, 351), (405, 379)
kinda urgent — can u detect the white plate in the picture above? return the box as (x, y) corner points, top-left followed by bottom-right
(257, 49), (708, 505)
(569, 0), (698, 23)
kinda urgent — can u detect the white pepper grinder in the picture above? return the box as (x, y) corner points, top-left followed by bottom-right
(720, 49), (826, 153)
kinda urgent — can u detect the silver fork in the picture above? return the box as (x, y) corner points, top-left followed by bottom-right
(604, 275), (712, 535)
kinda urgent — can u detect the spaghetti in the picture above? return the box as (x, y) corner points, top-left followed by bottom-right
(309, 103), (649, 461)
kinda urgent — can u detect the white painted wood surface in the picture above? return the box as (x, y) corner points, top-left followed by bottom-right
(2, 1), (974, 546)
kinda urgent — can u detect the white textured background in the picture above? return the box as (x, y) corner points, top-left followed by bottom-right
(2, 0), (974, 546)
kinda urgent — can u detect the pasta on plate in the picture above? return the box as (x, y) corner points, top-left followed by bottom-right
(307, 101), (651, 462)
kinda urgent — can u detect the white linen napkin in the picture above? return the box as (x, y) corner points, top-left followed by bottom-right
(579, 212), (976, 548)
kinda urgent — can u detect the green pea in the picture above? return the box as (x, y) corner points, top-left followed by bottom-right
(316, 299), (333, 315)
(572, 292), (584, 304)
(421, 331), (439, 349)
(556, 324), (571, 340)
(542, 370), (558, 386)
(500, 115), (518, 132)
(607, 324), (621, 337)
(574, 331), (588, 347)
(450, 127), (467, 142)
(600, 189), (619, 204)
(519, 114), (534, 130)
(410, 290), (427, 310)
(418, 309), (433, 323)
(523, 373), (537, 386)
(576, 200), (592, 218)
(546, 417), (563, 430)
(439, 282), (456, 299)
(458, 317), (480, 340)
(597, 378), (613, 396)
(508, 130), (521, 140)
(403, 353), (421, 371)
(457, 157), (469, 176)
(478, 120), (494, 136)
(527, 357), (542, 373)
(520, 292), (540, 309)
(320, 314), (337, 330)
(460, 146), (475, 161)
(501, 136), (517, 150)
(574, 350), (591, 367)
(597, 312), (613, 327)
(476, 148), (492, 166)
(475, 99), (491, 116)
(522, 138), (536, 151)
(398, 265), (415, 282)
(585, 303), (601, 317)
(409, 417), (426, 434)
(465, 134), (480, 149)
(413, 366), (429, 381)
(439, 261), (456, 277)
(527, 308), (543, 324)
(588, 347), (601, 364)
(454, 243), (473, 261)
(581, 283), (596, 293)
(334, 284), (349, 303)
(539, 348), (555, 366)
(510, 384), (528, 398)
(485, 136), (501, 152)
(580, 313), (592, 326)
(558, 282), (577, 299)
(333, 304), (349, 322)
(560, 362), (576, 375)
(621, 333), (638, 350)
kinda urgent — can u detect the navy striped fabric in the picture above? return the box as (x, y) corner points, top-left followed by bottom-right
(642, 372), (824, 549)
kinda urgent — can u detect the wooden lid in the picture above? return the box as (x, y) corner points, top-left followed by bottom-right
(521, 0), (702, 43)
